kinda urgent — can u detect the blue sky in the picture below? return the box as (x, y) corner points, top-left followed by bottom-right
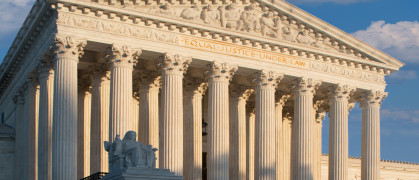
(1, 0), (419, 163)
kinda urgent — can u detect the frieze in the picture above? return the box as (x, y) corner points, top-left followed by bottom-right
(57, 12), (385, 84)
(309, 62), (385, 84)
(57, 13), (180, 45)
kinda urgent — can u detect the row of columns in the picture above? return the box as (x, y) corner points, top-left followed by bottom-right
(12, 35), (387, 180)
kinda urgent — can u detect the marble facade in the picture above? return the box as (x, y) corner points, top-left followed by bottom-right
(0, 0), (418, 180)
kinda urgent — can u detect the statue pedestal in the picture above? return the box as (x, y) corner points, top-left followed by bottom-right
(101, 167), (183, 180)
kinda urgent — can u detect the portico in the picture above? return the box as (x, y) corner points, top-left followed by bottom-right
(0, 0), (405, 180)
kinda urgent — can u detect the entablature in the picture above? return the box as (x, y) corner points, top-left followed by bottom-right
(49, 0), (404, 71)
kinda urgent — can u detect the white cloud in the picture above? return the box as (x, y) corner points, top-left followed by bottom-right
(387, 70), (417, 80)
(352, 21), (419, 64)
(0, 0), (35, 35)
(286, 0), (373, 4)
(381, 109), (419, 123)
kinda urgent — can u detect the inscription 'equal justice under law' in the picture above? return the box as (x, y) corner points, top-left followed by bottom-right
(181, 37), (308, 68)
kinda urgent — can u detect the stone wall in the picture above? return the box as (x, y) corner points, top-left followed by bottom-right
(321, 155), (419, 180)
(0, 125), (15, 180)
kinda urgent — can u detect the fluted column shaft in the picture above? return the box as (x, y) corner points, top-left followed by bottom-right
(281, 116), (292, 180)
(90, 66), (110, 173)
(77, 85), (91, 179)
(329, 85), (353, 180)
(207, 62), (237, 180)
(313, 100), (326, 180)
(276, 95), (289, 180)
(107, 45), (141, 140)
(52, 35), (86, 180)
(254, 71), (281, 180)
(159, 53), (191, 175)
(183, 78), (207, 180)
(361, 91), (386, 180)
(229, 86), (252, 180)
(137, 70), (160, 167)
(313, 119), (323, 180)
(291, 78), (320, 180)
(14, 89), (25, 180)
(38, 60), (54, 180)
(246, 107), (255, 180)
(132, 97), (139, 140)
(25, 76), (40, 180)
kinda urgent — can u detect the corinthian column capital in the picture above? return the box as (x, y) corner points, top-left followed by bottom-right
(184, 76), (208, 97)
(53, 35), (87, 60)
(291, 77), (321, 95)
(206, 62), (237, 82)
(359, 90), (388, 108)
(38, 51), (54, 78)
(135, 70), (161, 90)
(230, 84), (254, 101)
(328, 84), (355, 102)
(252, 71), (283, 90)
(91, 63), (110, 81)
(78, 74), (92, 94)
(13, 87), (25, 105)
(275, 92), (290, 107)
(158, 53), (191, 75)
(106, 44), (141, 67)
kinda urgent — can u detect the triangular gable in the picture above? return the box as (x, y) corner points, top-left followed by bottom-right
(66, 0), (403, 70)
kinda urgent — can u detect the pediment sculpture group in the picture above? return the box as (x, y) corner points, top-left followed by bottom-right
(148, 2), (325, 49)
(104, 131), (158, 171)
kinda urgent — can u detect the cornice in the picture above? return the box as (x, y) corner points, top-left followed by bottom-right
(269, 0), (404, 69)
(0, 0), (52, 96)
(49, 0), (402, 74)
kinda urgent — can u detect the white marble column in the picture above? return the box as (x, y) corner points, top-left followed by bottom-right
(291, 77), (321, 180)
(360, 90), (387, 180)
(136, 70), (160, 166)
(25, 74), (40, 180)
(281, 114), (293, 180)
(77, 76), (92, 179)
(90, 64), (110, 173)
(132, 96), (139, 141)
(13, 88), (25, 180)
(107, 45), (141, 141)
(183, 77), (207, 180)
(229, 85), (253, 180)
(206, 62), (237, 180)
(276, 94), (289, 180)
(312, 99), (327, 180)
(159, 53), (191, 175)
(38, 56), (54, 180)
(246, 102), (255, 180)
(253, 71), (282, 180)
(313, 100), (326, 180)
(52, 35), (86, 180)
(328, 85), (354, 180)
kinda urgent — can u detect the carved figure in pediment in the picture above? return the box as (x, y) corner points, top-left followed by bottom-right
(296, 29), (313, 45)
(220, 3), (242, 29)
(260, 11), (281, 38)
(201, 5), (221, 26)
(181, 5), (202, 22)
(150, 3), (177, 16)
(237, 2), (261, 32)
(282, 20), (298, 42)
(313, 37), (324, 48)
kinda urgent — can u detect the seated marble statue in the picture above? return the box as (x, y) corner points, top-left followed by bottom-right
(104, 131), (157, 171)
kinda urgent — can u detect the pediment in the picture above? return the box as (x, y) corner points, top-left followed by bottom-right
(55, 0), (404, 71)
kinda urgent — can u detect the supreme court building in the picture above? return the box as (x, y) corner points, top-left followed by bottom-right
(1, 0), (419, 180)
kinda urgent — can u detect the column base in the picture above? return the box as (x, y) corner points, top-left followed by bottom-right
(101, 167), (183, 180)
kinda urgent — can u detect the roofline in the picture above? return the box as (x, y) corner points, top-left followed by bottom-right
(269, 0), (405, 68)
